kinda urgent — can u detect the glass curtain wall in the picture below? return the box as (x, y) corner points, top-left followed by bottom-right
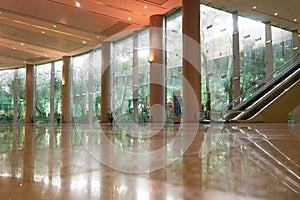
(137, 28), (150, 122)
(36, 63), (51, 123)
(272, 26), (293, 70)
(0, 68), (25, 124)
(16, 68), (26, 122)
(54, 61), (62, 121)
(113, 36), (133, 122)
(72, 53), (90, 122)
(166, 10), (183, 122)
(92, 48), (102, 121)
(200, 5), (233, 114)
(72, 49), (101, 123)
(0, 70), (15, 123)
(238, 16), (266, 96)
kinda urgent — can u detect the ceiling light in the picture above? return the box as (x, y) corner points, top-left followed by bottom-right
(57, 51), (60, 54)
(96, 35), (100, 38)
(252, 6), (256, 9)
(45, 54), (48, 57)
(128, 17), (131, 21)
(144, 5), (148, 9)
(21, 43), (24, 46)
(274, 12), (278, 16)
(23, 61), (26, 63)
(53, 25), (57, 28)
(294, 18), (297, 22)
(13, 47), (16, 50)
(75, 2), (80, 7)
(82, 41), (86, 44)
(42, 31), (45, 34)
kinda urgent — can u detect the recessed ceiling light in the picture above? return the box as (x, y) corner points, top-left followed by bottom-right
(53, 25), (57, 28)
(128, 17), (131, 21)
(45, 54), (48, 57)
(252, 6), (256, 9)
(144, 5), (148, 9)
(57, 51), (60, 54)
(83, 41), (86, 44)
(13, 47), (16, 50)
(42, 31), (45, 34)
(294, 18), (297, 22)
(274, 12), (278, 16)
(21, 43), (24, 46)
(75, 2), (80, 7)
(96, 35), (100, 38)
(23, 61), (26, 63)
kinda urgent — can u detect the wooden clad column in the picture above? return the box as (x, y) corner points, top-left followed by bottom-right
(62, 56), (72, 123)
(182, 0), (201, 122)
(149, 14), (166, 123)
(100, 42), (113, 123)
(25, 64), (35, 123)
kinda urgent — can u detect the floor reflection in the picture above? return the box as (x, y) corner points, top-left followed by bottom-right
(0, 123), (299, 199)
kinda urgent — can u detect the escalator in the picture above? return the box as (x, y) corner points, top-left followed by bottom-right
(223, 53), (300, 123)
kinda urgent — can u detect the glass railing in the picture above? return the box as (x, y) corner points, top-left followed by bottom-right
(222, 53), (300, 120)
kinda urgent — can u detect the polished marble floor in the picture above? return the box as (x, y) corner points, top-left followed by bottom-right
(0, 123), (299, 199)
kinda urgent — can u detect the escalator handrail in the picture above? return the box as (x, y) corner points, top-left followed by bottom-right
(227, 53), (300, 111)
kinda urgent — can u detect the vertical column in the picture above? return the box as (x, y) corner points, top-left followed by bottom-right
(50, 62), (55, 124)
(232, 11), (240, 103)
(292, 31), (300, 123)
(25, 64), (35, 123)
(265, 22), (273, 76)
(13, 69), (19, 124)
(182, 0), (201, 122)
(88, 52), (94, 124)
(149, 15), (166, 123)
(100, 42), (113, 123)
(133, 31), (139, 123)
(62, 56), (72, 123)
(292, 30), (300, 56)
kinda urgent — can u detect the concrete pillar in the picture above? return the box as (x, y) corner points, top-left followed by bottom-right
(232, 11), (240, 103)
(292, 30), (300, 56)
(265, 22), (273, 76)
(100, 42), (113, 123)
(50, 62), (55, 124)
(149, 15), (166, 123)
(182, 0), (201, 122)
(62, 56), (72, 123)
(25, 64), (35, 123)
(133, 31), (139, 123)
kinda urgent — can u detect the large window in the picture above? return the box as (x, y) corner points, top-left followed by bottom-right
(72, 49), (102, 123)
(113, 36), (133, 122)
(0, 70), (15, 123)
(137, 28), (150, 122)
(36, 63), (51, 122)
(239, 16), (266, 96)
(200, 5), (233, 112)
(166, 10), (183, 121)
(272, 26), (293, 70)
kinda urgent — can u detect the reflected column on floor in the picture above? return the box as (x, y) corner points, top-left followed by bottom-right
(60, 124), (72, 196)
(23, 125), (35, 182)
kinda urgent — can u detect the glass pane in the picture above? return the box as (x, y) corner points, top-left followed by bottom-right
(54, 60), (62, 122)
(72, 53), (89, 122)
(272, 26), (293, 70)
(36, 63), (51, 123)
(200, 5), (233, 114)
(0, 70), (15, 123)
(239, 16), (266, 98)
(113, 36), (133, 122)
(166, 10), (182, 122)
